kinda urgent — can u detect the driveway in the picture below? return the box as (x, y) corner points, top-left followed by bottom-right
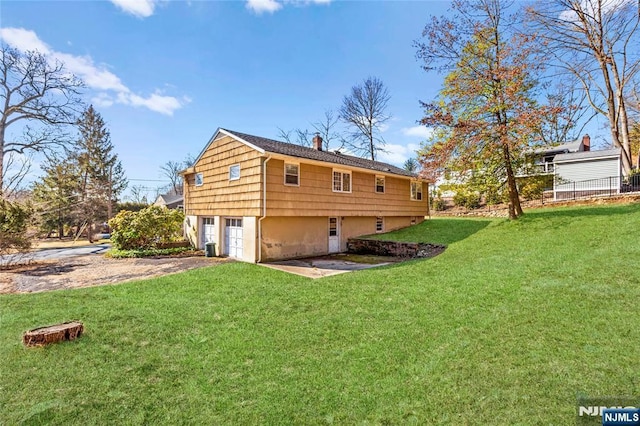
(0, 244), (111, 265)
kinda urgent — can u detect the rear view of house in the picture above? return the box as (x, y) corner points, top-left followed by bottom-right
(182, 128), (429, 262)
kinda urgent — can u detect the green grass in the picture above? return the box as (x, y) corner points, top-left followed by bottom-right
(2, 203), (640, 424)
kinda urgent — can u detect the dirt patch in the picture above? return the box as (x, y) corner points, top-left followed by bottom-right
(0, 255), (228, 294)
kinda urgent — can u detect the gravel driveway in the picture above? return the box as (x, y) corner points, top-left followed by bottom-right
(0, 254), (227, 294)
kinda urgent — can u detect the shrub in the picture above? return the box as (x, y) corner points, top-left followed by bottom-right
(0, 200), (33, 266)
(107, 246), (194, 258)
(433, 197), (447, 211)
(109, 206), (185, 250)
(517, 175), (553, 201)
(453, 190), (481, 209)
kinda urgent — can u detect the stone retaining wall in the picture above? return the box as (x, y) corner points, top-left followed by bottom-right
(347, 238), (446, 258)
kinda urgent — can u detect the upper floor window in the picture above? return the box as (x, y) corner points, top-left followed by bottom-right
(229, 164), (240, 181)
(411, 181), (423, 200)
(285, 163), (299, 186)
(375, 176), (385, 193)
(333, 170), (351, 193)
(195, 172), (204, 187)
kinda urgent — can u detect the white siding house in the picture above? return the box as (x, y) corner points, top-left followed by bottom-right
(553, 148), (621, 200)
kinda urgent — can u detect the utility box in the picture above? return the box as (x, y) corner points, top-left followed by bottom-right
(205, 242), (216, 257)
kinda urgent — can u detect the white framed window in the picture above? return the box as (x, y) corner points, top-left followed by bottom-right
(411, 181), (423, 201)
(376, 216), (384, 233)
(229, 164), (240, 181)
(375, 176), (385, 193)
(284, 163), (299, 186)
(195, 172), (204, 187)
(333, 169), (351, 193)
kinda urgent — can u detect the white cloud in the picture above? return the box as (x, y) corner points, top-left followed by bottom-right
(246, 0), (331, 14)
(401, 125), (433, 139)
(0, 27), (51, 53)
(0, 27), (187, 116)
(246, 0), (282, 14)
(377, 143), (420, 166)
(559, 0), (632, 21)
(110, 0), (157, 18)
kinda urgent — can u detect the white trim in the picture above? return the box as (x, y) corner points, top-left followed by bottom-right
(195, 172), (204, 187)
(284, 162), (300, 186)
(375, 175), (385, 194)
(410, 181), (423, 201)
(258, 156), (272, 263)
(332, 169), (352, 193)
(189, 128), (266, 170)
(229, 164), (241, 181)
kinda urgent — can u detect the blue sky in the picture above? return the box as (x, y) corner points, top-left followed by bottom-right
(0, 0), (609, 199)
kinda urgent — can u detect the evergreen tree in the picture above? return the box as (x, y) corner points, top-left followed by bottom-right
(32, 153), (80, 238)
(75, 106), (127, 241)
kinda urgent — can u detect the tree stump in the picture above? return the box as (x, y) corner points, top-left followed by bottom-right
(23, 321), (84, 347)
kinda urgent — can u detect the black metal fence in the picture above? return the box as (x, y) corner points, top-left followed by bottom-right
(543, 174), (640, 203)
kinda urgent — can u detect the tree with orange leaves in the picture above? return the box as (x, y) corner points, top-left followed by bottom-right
(415, 0), (554, 219)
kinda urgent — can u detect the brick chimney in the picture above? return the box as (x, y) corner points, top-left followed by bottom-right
(312, 133), (323, 151)
(582, 134), (590, 152)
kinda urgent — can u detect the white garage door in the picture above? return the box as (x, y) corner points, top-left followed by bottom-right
(224, 218), (243, 258)
(202, 217), (215, 247)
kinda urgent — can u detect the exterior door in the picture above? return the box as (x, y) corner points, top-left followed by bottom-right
(328, 217), (340, 253)
(202, 217), (215, 248)
(224, 218), (243, 258)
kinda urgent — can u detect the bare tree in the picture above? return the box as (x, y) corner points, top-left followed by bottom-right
(160, 160), (183, 195)
(339, 76), (391, 161)
(527, 0), (640, 175)
(277, 127), (312, 147)
(537, 78), (595, 145)
(311, 109), (344, 151)
(2, 152), (31, 197)
(0, 46), (84, 195)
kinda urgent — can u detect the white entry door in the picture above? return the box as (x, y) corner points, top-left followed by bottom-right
(224, 218), (243, 258)
(328, 217), (340, 253)
(202, 217), (215, 248)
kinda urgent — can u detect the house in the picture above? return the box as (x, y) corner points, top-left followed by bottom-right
(525, 134), (591, 175)
(181, 128), (429, 263)
(553, 148), (622, 200)
(154, 193), (184, 210)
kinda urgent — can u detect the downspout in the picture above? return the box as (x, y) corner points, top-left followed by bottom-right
(258, 155), (272, 263)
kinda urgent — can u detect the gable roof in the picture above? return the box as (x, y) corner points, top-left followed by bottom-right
(554, 148), (621, 163)
(155, 193), (183, 206)
(217, 128), (416, 178)
(533, 138), (583, 156)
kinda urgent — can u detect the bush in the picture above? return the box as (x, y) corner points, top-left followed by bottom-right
(433, 197), (447, 211)
(0, 200), (32, 253)
(453, 190), (481, 209)
(109, 206), (186, 250)
(107, 246), (194, 258)
(517, 175), (553, 201)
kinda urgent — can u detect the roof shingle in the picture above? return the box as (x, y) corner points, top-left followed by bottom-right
(222, 129), (416, 178)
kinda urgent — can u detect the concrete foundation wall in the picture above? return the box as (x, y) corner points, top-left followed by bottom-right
(261, 216), (328, 261)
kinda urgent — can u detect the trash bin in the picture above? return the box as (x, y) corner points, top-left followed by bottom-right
(205, 242), (216, 257)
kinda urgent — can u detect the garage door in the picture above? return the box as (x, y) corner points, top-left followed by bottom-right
(224, 218), (243, 258)
(202, 217), (215, 247)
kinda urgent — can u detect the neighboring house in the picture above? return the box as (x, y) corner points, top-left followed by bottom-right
(524, 134), (591, 175)
(181, 128), (429, 263)
(553, 148), (622, 200)
(154, 193), (184, 210)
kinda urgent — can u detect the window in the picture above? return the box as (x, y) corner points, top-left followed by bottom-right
(195, 172), (203, 187)
(411, 181), (423, 200)
(284, 163), (299, 185)
(411, 217), (416, 225)
(329, 217), (338, 236)
(375, 176), (385, 193)
(376, 217), (384, 233)
(333, 170), (351, 193)
(229, 164), (240, 181)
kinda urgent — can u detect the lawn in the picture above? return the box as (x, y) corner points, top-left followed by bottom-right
(1, 204), (639, 424)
